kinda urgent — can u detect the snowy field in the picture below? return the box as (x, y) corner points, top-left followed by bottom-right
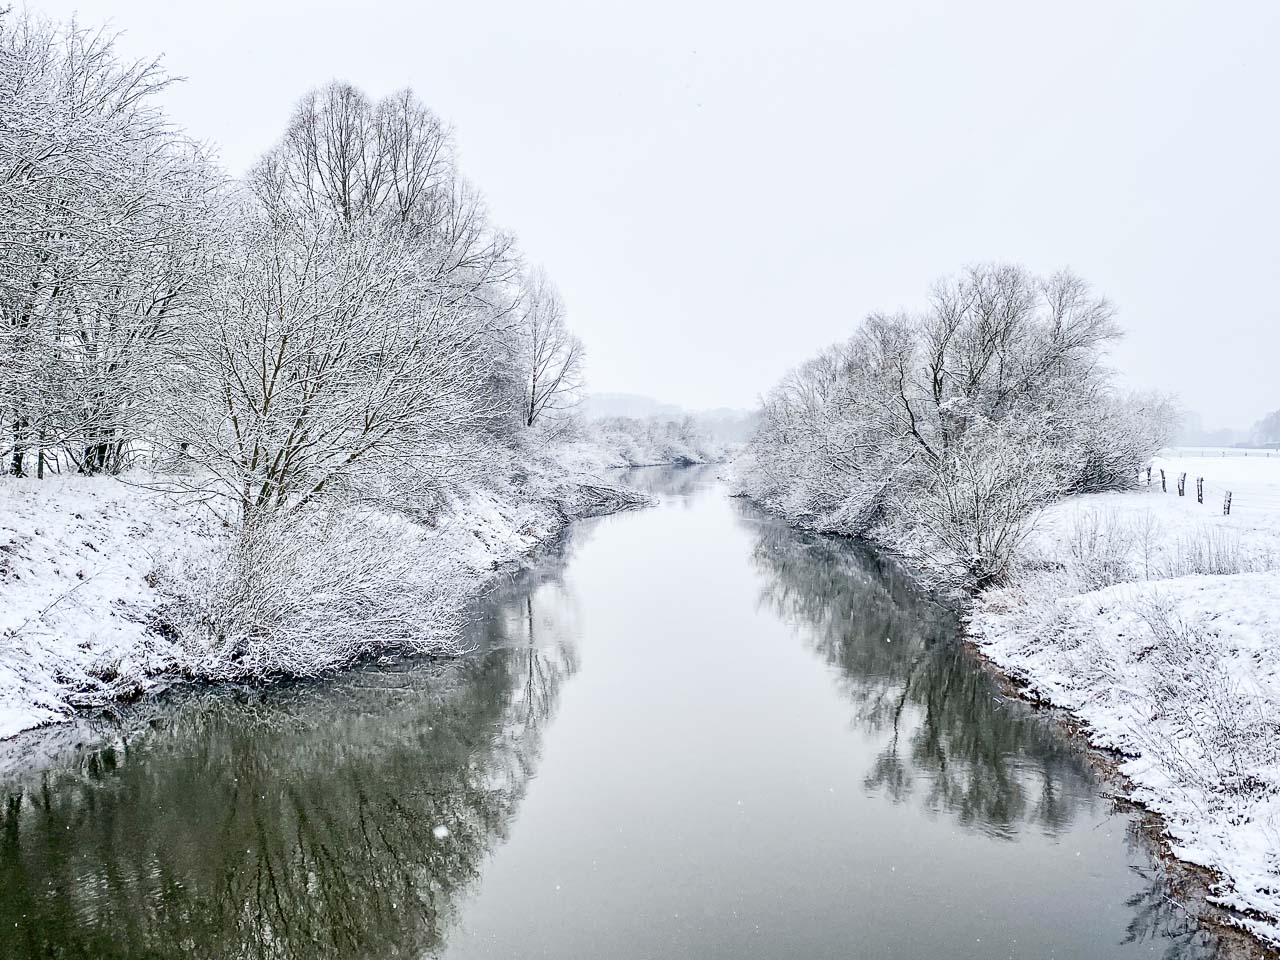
(971, 449), (1280, 944)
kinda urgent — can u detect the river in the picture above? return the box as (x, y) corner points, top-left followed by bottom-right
(0, 466), (1226, 958)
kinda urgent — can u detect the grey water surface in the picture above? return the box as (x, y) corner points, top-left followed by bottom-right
(0, 466), (1223, 959)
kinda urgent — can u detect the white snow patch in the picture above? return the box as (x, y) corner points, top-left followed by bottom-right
(0, 475), (224, 740)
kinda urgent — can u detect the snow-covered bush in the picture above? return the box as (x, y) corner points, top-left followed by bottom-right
(1060, 507), (1143, 591)
(160, 509), (469, 678)
(1066, 391), (1181, 495)
(892, 418), (1060, 587)
(1131, 598), (1280, 805)
(1159, 527), (1261, 579)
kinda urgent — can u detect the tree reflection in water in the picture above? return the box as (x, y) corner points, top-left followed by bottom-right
(1122, 851), (1224, 960)
(617, 463), (721, 503)
(745, 500), (1106, 838)
(0, 554), (580, 959)
(742, 500), (1232, 958)
(0, 473), (1236, 960)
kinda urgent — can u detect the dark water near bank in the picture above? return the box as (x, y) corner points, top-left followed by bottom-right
(0, 467), (1224, 958)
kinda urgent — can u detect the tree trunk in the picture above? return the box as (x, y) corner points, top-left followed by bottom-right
(10, 418), (26, 477)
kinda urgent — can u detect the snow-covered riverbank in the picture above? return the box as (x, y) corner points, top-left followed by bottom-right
(970, 451), (1280, 946)
(0, 449), (673, 741)
(0, 476), (221, 738)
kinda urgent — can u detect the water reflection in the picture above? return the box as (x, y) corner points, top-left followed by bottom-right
(741, 503), (1235, 958)
(618, 462), (721, 502)
(743, 505), (1100, 839)
(0, 545), (581, 959)
(0, 470), (1237, 960)
(1123, 850), (1224, 960)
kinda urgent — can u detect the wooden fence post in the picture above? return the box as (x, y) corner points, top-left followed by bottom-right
(1160, 469), (1166, 492)
(1146, 466), (1152, 486)
(1224, 491), (1233, 515)
(1178, 473), (1186, 497)
(1196, 477), (1204, 504)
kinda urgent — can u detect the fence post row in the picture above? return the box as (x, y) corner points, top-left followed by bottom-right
(1144, 463), (1239, 512)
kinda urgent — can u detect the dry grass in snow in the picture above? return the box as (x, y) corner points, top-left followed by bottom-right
(971, 449), (1280, 944)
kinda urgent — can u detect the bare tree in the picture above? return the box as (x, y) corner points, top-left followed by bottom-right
(158, 84), (531, 519)
(0, 11), (219, 477)
(520, 268), (583, 428)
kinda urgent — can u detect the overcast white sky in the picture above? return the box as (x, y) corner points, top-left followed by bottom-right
(36, 0), (1280, 424)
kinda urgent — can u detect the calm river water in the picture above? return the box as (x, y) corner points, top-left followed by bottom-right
(0, 467), (1225, 958)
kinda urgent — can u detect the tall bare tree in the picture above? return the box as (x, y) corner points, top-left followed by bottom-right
(165, 83), (532, 519)
(520, 268), (582, 428)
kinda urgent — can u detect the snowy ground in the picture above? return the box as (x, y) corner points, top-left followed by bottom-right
(0, 441), (663, 743)
(970, 450), (1280, 945)
(0, 477), (224, 739)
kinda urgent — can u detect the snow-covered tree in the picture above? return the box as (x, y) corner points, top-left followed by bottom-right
(1254, 408), (1280, 445)
(0, 11), (219, 476)
(163, 82), (532, 519)
(520, 268), (583, 428)
(740, 264), (1177, 587)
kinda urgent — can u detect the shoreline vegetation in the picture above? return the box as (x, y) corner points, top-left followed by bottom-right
(742, 463), (1280, 957)
(734, 264), (1278, 950)
(968, 453), (1280, 950)
(0, 432), (724, 741)
(0, 11), (726, 740)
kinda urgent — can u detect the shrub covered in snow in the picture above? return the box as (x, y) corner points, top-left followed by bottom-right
(158, 509), (471, 678)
